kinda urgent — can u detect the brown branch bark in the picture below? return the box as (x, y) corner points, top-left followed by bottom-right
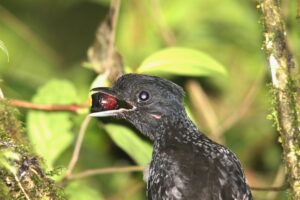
(259, 0), (300, 199)
(9, 99), (87, 113)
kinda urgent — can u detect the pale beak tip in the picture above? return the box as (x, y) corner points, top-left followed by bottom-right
(89, 113), (102, 117)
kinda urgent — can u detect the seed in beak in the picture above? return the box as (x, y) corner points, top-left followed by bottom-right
(91, 92), (118, 112)
(101, 94), (118, 110)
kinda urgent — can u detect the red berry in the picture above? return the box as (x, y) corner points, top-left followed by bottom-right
(100, 94), (118, 110)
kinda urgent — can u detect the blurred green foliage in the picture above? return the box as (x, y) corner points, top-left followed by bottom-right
(1, 0), (299, 199)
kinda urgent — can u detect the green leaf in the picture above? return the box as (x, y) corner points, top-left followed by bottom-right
(137, 47), (227, 77)
(0, 40), (9, 62)
(105, 124), (152, 165)
(65, 181), (104, 200)
(27, 80), (78, 168)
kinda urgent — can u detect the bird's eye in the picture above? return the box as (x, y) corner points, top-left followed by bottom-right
(138, 91), (150, 102)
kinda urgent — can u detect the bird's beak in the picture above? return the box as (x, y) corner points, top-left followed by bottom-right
(89, 87), (135, 117)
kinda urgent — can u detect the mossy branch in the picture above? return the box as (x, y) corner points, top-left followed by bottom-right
(0, 100), (65, 199)
(259, 0), (300, 199)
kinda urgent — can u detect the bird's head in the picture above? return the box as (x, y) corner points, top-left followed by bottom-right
(90, 73), (185, 140)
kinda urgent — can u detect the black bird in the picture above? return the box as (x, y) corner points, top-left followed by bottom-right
(90, 74), (253, 200)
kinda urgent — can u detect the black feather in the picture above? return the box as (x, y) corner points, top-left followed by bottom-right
(93, 74), (253, 200)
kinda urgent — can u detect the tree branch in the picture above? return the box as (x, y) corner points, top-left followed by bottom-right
(8, 99), (87, 113)
(259, 0), (300, 199)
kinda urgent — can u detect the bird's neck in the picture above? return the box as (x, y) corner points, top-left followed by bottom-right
(154, 111), (202, 147)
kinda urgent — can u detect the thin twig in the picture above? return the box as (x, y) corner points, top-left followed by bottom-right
(67, 165), (144, 180)
(8, 99), (87, 113)
(14, 174), (31, 200)
(250, 185), (288, 191)
(65, 115), (91, 177)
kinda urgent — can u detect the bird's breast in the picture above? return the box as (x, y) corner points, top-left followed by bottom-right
(147, 157), (186, 200)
